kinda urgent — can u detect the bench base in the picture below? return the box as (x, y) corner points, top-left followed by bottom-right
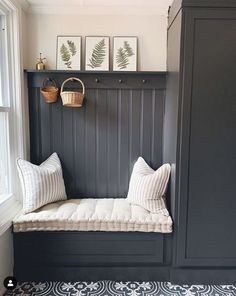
(14, 231), (172, 281)
(14, 266), (170, 282)
(14, 231), (236, 284)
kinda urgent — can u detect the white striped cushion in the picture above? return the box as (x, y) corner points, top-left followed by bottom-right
(17, 153), (67, 214)
(126, 157), (171, 214)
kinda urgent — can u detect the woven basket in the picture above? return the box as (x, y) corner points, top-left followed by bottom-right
(60, 77), (85, 107)
(40, 78), (58, 103)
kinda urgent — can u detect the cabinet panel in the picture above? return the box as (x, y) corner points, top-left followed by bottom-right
(14, 232), (164, 266)
(177, 9), (236, 266)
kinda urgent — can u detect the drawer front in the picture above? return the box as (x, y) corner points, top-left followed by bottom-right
(14, 232), (165, 265)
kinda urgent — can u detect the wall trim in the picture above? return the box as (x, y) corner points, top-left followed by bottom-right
(0, 0), (26, 217)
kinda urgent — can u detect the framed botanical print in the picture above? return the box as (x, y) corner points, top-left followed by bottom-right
(113, 36), (138, 71)
(57, 36), (81, 70)
(85, 36), (110, 71)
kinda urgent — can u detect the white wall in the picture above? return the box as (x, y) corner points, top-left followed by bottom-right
(0, 229), (14, 296)
(25, 14), (168, 71)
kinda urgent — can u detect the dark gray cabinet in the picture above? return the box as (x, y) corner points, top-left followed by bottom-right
(164, 0), (236, 281)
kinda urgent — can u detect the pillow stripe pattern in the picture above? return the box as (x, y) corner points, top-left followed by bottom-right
(17, 153), (67, 214)
(126, 157), (171, 214)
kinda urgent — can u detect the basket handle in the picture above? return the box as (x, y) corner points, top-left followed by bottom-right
(42, 78), (57, 88)
(60, 77), (85, 95)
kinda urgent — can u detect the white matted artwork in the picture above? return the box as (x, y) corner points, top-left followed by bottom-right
(85, 36), (109, 71)
(57, 36), (81, 70)
(113, 37), (138, 71)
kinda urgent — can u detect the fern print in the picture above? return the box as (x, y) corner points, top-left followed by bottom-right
(116, 47), (129, 69)
(60, 43), (72, 68)
(124, 41), (134, 57)
(67, 40), (77, 56)
(115, 41), (135, 70)
(57, 36), (81, 70)
(87, 38), (106, 69)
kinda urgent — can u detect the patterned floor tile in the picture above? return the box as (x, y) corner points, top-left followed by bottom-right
(4, 281), (236, 296)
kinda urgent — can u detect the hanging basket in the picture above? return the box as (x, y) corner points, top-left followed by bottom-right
(40, 78), (58, 103)
(60, 77), (85, 107)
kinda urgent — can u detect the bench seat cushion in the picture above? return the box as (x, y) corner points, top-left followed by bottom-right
(13, 198), (172, 233)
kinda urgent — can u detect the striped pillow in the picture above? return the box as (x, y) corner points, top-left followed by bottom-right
(126, 157), (171, 214)
(17, 153), (67, 214)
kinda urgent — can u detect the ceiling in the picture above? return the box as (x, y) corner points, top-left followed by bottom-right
(23, 0), (173, 16)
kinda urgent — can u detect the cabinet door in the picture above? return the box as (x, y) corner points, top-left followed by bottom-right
(176, 8), (236, 266)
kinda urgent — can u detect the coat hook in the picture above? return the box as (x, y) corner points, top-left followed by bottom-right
(95, 78), (100, 83)
(118, 79), (123, 84)
(142, 79), (147, 84)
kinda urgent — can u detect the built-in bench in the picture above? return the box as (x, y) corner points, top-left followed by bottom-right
(14, 71), (172, 282)
(13, 198), (172, 281)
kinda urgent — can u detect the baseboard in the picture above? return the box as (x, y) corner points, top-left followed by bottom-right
(14, 266), (170, 282)
(170, 268), (236, 284)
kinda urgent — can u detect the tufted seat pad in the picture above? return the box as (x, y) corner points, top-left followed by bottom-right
(13, 198), (172, 233)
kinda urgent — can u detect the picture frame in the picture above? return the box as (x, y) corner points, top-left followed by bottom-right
(56, 36), (81, 70)
(85, 36), (110, 71)
(113, 36), (138, 71)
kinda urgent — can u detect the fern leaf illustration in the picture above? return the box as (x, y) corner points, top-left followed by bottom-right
(60, 43), (72, 69)
(87, 38), (106, 68)
(67, 40), (77, 56)
(124, 41), (134, 57)
(116, 47), (129, 69)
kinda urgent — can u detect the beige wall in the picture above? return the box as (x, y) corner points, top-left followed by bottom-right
(21, 10), (28, 70)
(25, 14), (168, 70)
(0, 229), (14, 296)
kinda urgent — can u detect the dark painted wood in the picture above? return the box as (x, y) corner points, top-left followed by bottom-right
(14, 232), (172, 281)
(15, 266), (170, 282)
(25, 69), (166, 74)
(181, 8), (236, 267)
(15, 71), (172, 282)
(163, 10), (183, 222)
(169, 0), (236, 27)
(27, 72), (165, 198)
(166, 0), (236, 273)
(27, 71), (166, 90)
(14, 232), (165, 265)
(170, 268), (236, 285)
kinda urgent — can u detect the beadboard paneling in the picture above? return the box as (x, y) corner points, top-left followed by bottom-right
(28, 72), (166, 198)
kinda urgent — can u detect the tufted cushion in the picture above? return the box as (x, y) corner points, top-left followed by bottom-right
(17, 153), (67, 214)
(126, 157), (171, 214)
(13, 198), (172, 233)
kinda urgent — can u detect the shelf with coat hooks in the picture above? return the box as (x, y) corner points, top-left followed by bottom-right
(24, 69), (167, 74)
(24, 69), (167, 91)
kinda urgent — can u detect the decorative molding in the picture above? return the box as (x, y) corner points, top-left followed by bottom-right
(26, 0), (172, 16)
(4, 0), (30, 11)
(0, 0), (26, 236)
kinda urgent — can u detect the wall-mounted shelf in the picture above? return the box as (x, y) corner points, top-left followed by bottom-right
(25, 70), (167, 90)
(24, 69), (167, 75)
